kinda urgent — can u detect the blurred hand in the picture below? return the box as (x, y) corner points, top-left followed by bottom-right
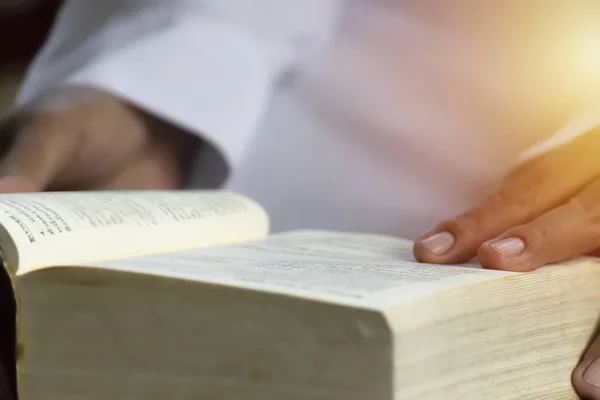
(412, 129), (600, 398)
(0, 86), (196, 192)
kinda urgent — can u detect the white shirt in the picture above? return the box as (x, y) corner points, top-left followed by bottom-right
(15, 0), (600, 238)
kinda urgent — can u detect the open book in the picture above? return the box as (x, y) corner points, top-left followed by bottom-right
(0, 190), (596, 400)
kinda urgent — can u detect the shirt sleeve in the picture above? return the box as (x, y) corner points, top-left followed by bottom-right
(15, 0), (341, 187)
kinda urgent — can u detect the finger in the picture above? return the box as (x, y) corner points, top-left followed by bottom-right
(572, 332), (600, 399)
(477, 179), (600, 271)
(0, 114), (77, 191)
(414, 130), (600, 264)
(0, 177), (37, 193)
(101, 143), (183, 190)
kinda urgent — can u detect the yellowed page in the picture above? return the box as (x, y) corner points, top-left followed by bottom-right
(0, 190), (269, 274)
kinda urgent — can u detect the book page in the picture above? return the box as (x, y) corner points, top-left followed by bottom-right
(0, 191), (269, 274)
(81, 230), (518, 309)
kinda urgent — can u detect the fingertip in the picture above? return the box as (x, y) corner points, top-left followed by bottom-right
(413, 231), (456, 263)
(572, 358), (600, 400)
(478, 237), (537, 272)
(572, 363), (588, 397)
(477, 241), (507, 269)
(0, 177), (38, 193)
(414, 229), (478, 265)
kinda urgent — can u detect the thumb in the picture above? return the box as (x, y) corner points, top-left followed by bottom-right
(572, 333), (600, 399)
(0, 114), (77, 191)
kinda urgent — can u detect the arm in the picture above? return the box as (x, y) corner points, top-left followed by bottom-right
(16, 0), (342, 186)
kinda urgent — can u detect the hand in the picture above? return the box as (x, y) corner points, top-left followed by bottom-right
(412, 129), (600, 397)
(413, 129), (600, 271)
(0, 86), (197, 192)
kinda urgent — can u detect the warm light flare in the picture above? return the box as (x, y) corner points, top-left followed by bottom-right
(566, 25), (600, 89)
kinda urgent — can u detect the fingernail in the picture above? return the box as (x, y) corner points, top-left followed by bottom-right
(584, 358), (600, 388)
(420, 231), (455, 255)
(489, 237), (525, 257)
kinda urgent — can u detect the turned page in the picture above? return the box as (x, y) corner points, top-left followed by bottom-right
(82, 230), (517, 309)
(0, 191), (269, 275)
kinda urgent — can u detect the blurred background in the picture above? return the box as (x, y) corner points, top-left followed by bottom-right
(0, 0), (61, 111)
